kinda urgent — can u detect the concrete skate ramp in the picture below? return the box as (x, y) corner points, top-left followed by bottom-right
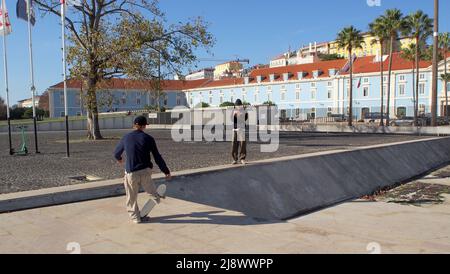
(166, 137), (450, 220)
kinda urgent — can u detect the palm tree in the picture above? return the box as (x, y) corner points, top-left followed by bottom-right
(401, 44), (418, 123)
(439, 33), (449, 121)
(441, 74), (450, 119)
(379, 9), (407, 126)
(336, 26), (364, 126)
(369, 17), (389, 126)
(404, 11), (433, 125)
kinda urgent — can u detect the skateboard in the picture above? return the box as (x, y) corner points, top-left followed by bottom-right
(140, 184), (167, 218)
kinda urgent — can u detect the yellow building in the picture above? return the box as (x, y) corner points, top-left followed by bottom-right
(214, 61), (243, 79)
(328, 33), (413, 58)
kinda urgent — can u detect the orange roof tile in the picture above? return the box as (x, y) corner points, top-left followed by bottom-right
(49, 78), (210, 91)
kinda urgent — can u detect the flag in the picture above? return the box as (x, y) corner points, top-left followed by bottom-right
(0, 0), (12, 36)
(16, 0), (35, 25)
(357, 77), (362, 88)
(61, 0), (82, 6)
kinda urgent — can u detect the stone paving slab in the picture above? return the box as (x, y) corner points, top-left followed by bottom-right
(0, 184), (449, 254)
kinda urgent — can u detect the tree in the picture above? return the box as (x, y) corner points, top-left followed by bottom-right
(401, 43), (418, 123)
(404, 10), (433, 125)
(35, 0), (213, 139)
(379, 9), (407, 126)
(220, 101), (235, 108)
(441, 74), (450, 118)
(38, 91), (50, 112)
(369, 16), (390, 126)
(336, 26), (364, 126)
(439, 33), (449, 121)
(195, 102), (210, 108)
(0, 96), (6, 120)
(317, 53), (344, 61)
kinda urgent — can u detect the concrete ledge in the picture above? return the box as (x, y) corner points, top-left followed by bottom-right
(280, 123), (450, 136)
(1, 137), (449, 219)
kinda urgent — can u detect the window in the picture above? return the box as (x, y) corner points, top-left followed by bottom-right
(267, 86), (272, 92)
(399, 75), (405, 81)
(220, 96), (224, 104)
(296, 91), (300, 101)
(209, 97), (213, 104)
(327, 81), (333, 87)
(176, 95), (181, 106)
(419, 83), (425, 95)
(311, 90), (316, 100)
(399, 84), (406, 96)
(383, 76), (387, 82)
(295, 83), (301, 89)
(267, 92), (272, 101)
(311, 82), (316, 88)
(363, 78), (369, 83)
(419, 73), (425, 80)
(327, 89), (332, 99)
(75, 93), (81, 106)
(363, 87), (369, 97)
(327, 107), (333, 117)
(281, 91), (286, 101)
(163, 95), (168, 106)
(383, 85), (387, 96)
(397, 107), (406, 117)
(447, 82), (450, 92)
(281, 85), (286, 90)
(60, 111), (65, 117)
(136, 92), (142, 105)
(76, 112), (82, 116)
(254, 93), (258, 103)
(121, 92), (127, 105)
(190, 97), (193, 106)
(60, 92), (64, 105)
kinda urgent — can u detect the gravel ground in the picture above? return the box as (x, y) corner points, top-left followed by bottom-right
(0, 129), (429, 194)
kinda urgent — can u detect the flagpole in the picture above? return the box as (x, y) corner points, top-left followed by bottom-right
(1, 1), (12, 155)
(26, 0), (39, 153)
(61, 1), (70, 157)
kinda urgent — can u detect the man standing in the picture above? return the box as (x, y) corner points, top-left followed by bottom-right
(232, 99), (248, 165)
(114, 116), (171, 224)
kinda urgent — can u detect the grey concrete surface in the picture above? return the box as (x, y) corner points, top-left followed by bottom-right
(165, 137), (450, 220)
(0, 172), (449, 254)
(0, 129), (428, 194)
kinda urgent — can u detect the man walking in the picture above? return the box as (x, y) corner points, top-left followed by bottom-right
(232, 99), (248, 165)
(114, 116), (171, 224)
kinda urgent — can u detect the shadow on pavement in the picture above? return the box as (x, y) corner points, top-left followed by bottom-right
(145, 210), (282, 226)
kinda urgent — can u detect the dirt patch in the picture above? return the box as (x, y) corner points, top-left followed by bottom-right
(366, 182), (450, 206)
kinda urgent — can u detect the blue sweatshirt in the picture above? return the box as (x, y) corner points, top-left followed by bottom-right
(114, 130), (170, 175)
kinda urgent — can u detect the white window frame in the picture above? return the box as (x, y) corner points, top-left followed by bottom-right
(311, 89), (317, 100)
(419, 83), (426, 95)
(327, 89), (333, 99)
(399, 84), (406, 96)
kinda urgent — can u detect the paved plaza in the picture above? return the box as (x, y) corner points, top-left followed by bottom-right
(0, 129), (428, 194)
(0, 165), (449, 254)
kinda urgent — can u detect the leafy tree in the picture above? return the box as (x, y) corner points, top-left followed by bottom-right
(439, 33), (449, 121)
(195, 102), (210, 108)
(262, 101), (277, 106)
(317, 53), (344, 61)
(219, 101), (235, 107)
(35, 0), (214, 139)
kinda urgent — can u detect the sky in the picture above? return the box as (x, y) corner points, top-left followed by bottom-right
(1, 0), (449, 105)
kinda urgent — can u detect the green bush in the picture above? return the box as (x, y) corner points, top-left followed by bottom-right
(219, 101), (235, 107)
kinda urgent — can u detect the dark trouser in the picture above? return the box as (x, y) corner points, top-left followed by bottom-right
(232, 132), (247, 161)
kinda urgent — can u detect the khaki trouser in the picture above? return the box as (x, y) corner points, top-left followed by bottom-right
(123, 168), (158, 220)
(232, 130), (247, 161)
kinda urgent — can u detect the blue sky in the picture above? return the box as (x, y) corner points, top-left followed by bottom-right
(1, 0), (449, 105)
